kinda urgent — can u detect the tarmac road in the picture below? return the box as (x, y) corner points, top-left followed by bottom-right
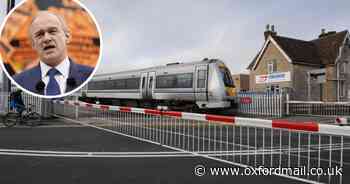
(0, 118), (307, 184)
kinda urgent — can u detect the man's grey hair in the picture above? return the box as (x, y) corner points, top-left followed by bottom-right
(28, 11), (70, 40)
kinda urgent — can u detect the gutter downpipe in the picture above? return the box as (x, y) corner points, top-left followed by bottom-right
(336, 46), (343, 102)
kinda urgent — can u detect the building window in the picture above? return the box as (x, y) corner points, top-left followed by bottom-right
(340, 62), (347, 74)
(266, 84), (280, 93)
(275, 85), (280, 93)
(340, 81), (346, 98)
(267, 60), (277, 74)
(268, 63), (273, 74)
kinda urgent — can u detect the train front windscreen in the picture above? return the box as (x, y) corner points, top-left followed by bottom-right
(219, 66), (236, 98)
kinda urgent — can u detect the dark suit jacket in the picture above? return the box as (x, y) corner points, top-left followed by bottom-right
(13, 59), (94, 95)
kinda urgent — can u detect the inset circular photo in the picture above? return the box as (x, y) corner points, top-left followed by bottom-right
(0, 0), (102, 98)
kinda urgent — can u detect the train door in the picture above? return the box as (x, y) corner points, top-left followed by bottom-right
(147, 72), (156, 99)
(140, 73), (149, 99)
(141, 72), (155, 99)
(195, 65), (208, 101)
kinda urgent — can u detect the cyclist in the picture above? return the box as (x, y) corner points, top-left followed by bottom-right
(10, 90), (25, 116)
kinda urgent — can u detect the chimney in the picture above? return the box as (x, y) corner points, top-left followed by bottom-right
(318, 28), (326, 38)
(264, 24), (277, 40)
(319, 29), (337, 38)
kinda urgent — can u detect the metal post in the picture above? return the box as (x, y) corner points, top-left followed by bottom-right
(307, 72), (312, 114)
(7, 0), (15, 13)
(286, 93), (290, 115)
(1, 0), (15, 113)
(41, 99), (52, 118)
(307, 72), (311, 101)
(75, 94), (78, 119)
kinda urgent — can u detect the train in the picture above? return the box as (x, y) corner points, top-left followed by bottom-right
(81, 58), (236, 111)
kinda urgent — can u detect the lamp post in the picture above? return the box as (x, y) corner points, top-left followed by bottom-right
(1, 0), (15, 112)
(7, 0), (15, 14)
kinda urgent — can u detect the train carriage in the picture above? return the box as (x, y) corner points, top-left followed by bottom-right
(83, 58), (236, 111)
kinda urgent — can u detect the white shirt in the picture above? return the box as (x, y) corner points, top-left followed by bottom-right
(40, 57), (70, 95)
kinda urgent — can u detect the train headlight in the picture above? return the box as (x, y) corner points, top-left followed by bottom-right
(225, 87), (235, 96)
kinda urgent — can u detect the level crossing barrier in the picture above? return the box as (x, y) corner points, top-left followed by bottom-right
(53, 100), (350, 184)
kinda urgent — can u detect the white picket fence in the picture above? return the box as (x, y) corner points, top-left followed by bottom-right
(237, 92), (350, 120)
(0, 91), (51, 117)
(236, 92), (285, 117)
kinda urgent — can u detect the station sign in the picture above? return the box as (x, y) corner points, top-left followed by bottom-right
(240, 97), (252, 104)
(256, 72), (291, 84)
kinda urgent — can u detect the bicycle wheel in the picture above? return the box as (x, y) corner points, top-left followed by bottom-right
(3, 112), (19, 127)
(24, 112), (41, 127)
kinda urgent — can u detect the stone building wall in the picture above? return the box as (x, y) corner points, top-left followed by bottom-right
(292, 64), (322, 101)
(250, 42), (293, 92)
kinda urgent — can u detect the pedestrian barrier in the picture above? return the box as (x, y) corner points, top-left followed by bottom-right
(237, 92), (350, 119)
(237, 92), (285, 118)
(1, 91), (42, 114)
(21, 92), (43, 114)
(287, 101), (350, 117)
(335, 117), (348, 126)
(53, 100), (350, 184)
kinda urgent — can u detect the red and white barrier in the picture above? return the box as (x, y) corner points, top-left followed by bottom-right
(53, 100), (350, 137)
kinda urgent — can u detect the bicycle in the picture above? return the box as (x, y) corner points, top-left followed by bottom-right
(2, 104), (41, 127)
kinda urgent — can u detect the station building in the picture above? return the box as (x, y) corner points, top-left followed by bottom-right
(247, 25), (350, 101)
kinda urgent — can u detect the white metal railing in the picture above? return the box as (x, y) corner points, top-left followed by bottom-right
(0, 91), (44, 115)
(22, 93), (43, 114)
(236, 92), (350, 120)
(287, 100), (350, 117)
(236, 92), (285, 117)
(0, 92), (9, 113)
(53, 100), (350, 184)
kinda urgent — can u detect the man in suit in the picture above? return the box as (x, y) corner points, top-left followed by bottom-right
(13, 11), (94, 96)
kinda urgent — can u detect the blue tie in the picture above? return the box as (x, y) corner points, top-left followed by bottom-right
(46, 68), (61, 96)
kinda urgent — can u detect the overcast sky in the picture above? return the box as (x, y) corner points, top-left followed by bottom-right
(1, 0), (350, 76)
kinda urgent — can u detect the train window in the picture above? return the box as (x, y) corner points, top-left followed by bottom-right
(97, 81), (103, 89)
(156, 73), (193, 88)
(177, 73), (193, 88)
(91, 81), (101, 90)
(114, 79), (126, 89)
(88, 78), (140, 90)
(126, 78), (140, 89)
(156, 75), (175, 88)
(219, 67), (234, 87)
(87, 81), (93, 90)
(87, 81), (95, 90)
(105, 80), (114, 89)
(176, 73), (192, 88)
(197, 70), (207, 88)
(97, 81), (104, 89)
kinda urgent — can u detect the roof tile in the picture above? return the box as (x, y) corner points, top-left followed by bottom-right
(248, 30), (348, 69)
